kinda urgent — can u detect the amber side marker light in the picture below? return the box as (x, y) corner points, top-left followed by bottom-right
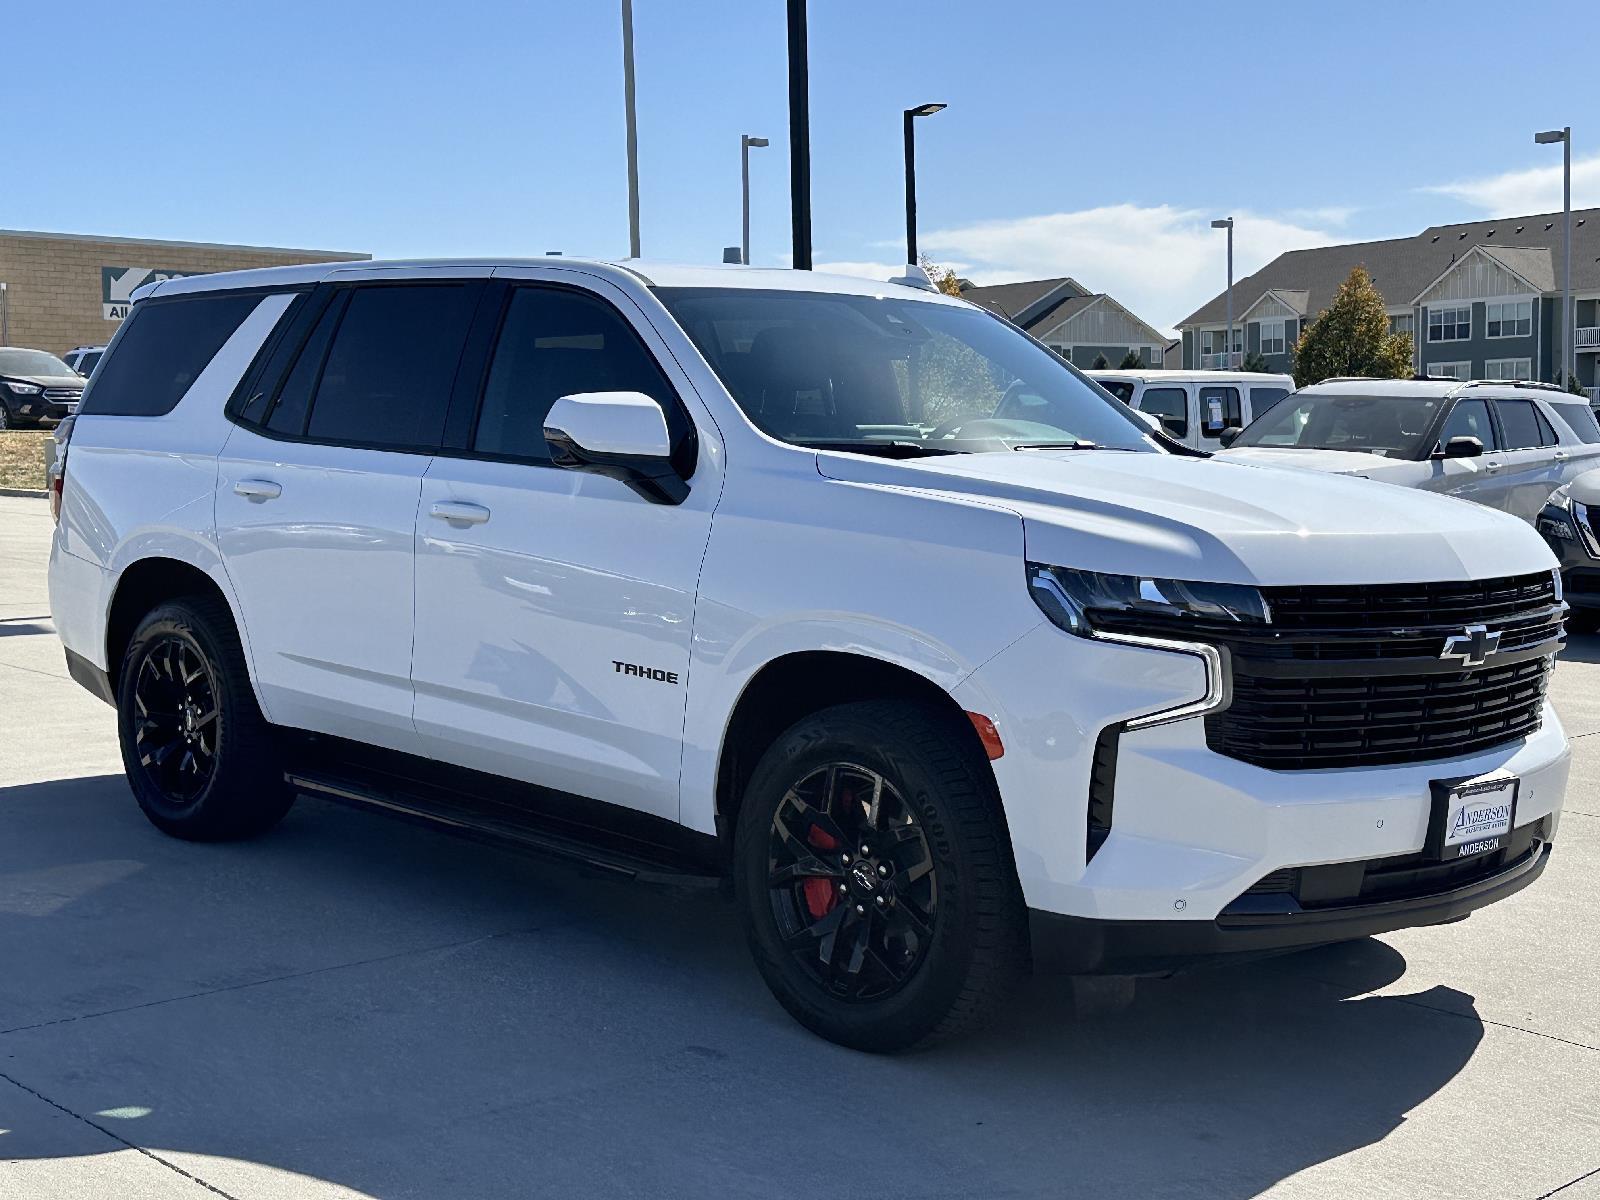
(965, 711), (1005, 760)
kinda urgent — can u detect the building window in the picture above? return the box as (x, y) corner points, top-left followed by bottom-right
(1258, 320), (1286, 356)
(1390, 313), (1415, 336)
(1486, 300), (1532, 338)
(1484, 357), (1532, 381)
(1429, 360), (1471, 381)
(1428, 306), (1471, 342)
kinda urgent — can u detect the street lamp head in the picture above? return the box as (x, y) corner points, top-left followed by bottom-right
(907, 103), (947, 118)
(1534, 129), (1568, 145)
(1210, 218), (1233, 229)
(744, 135), (769, 148)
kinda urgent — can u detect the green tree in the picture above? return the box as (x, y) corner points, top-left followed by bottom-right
(917, 255), (965, 297)
(1118, 349), (1143, 369)
(1290, 266), (1413, 388)
(1564, 371), (1587, 396)
(1091, 353), (1110, 369)
(1241, 350), (1272, 372)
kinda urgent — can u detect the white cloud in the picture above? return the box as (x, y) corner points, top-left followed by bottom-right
(1422, 153), (1600, 215)
(918, 204), (1340, 333)
(810, 258), (916, 281)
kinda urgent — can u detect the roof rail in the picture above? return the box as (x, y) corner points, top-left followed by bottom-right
(1461, 379), (1567, 393)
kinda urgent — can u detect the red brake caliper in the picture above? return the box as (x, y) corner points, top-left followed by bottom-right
(801, 821), (841, 919)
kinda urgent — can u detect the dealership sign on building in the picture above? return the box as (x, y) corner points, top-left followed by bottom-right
(101, 266), (205, 319)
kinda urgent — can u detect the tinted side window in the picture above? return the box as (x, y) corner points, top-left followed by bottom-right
(1495, 399), (1544, 450)
(1198, 385), (1241, 436)
(1249, 386), (1289, 416)
(1139, 386), (1188, 438)
(80, 292), (259, 416)
(1097, 379), (1135, 403)
(1440, 398), (1498, 451)
(1552, 401), (1600, 444)
(472, 287), (676, 461)
(266, 295), (344, 436)
(304, 285), (476, 450)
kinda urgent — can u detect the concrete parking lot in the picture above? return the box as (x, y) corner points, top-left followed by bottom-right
(2, 491), (1599, 1199)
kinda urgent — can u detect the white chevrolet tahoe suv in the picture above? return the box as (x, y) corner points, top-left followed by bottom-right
(49, 259), (1571, 1052)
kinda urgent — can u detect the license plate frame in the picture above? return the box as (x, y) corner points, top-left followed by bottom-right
(1426, 772), (1518, 862)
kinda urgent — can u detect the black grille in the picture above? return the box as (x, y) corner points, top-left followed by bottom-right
(1190, 571), (1560, 770)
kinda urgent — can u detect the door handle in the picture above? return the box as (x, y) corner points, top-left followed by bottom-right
(1554, 451), (1569, 462)
(1484, 461), (1502, 473)
(429, 501), (491, 526)
(233, 478), (282, 500)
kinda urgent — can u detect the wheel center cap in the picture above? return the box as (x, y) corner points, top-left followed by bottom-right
(849, 860), (878, 894)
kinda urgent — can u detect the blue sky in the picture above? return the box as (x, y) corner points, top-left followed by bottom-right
(10, 0), (1598, 331)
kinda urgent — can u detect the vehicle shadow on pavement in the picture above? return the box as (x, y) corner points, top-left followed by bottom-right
(1556, 630), (1600, 664)
(0, 774), (1484, 1200)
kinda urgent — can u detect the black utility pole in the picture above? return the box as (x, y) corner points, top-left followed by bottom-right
(786, 0), (812, 270)
(903, 103), (946, 265)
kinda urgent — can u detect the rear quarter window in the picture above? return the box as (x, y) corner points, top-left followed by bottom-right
(1551, 401), (1600, 445)
(80, 292), (260, 417)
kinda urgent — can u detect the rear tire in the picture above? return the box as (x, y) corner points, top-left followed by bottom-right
(116, 595), (294, 841)
(734, 698), (1028, 1053)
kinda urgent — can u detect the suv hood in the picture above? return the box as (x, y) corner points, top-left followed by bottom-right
(1212, 445), (1405, 477)
(815, 448), (1552, 586)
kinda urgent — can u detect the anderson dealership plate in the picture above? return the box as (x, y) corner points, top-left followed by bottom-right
(1427, 773), (1518, 862)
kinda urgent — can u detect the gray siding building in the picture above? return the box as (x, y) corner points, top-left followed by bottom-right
(960, 277), (1168, 368)
(1175, 208), (1600, 397)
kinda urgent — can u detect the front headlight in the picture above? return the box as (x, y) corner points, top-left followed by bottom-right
(2, 381), (41, 395)
(1026, 563), (1270, 638)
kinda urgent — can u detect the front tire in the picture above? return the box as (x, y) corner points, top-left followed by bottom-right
(735, 699), (1028, 1052)
(117, 595), (294, 841)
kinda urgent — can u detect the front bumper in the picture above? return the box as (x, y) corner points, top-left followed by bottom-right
(1030, 823), (1552, 974)
(954, 621), (1570, 925)
(1, 390), (79, 425)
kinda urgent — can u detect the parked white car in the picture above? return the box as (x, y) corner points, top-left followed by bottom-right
(49, 260), (1569, 1051)
(1086, 369), (1293, 453)
(1216, 379), (1600, 523)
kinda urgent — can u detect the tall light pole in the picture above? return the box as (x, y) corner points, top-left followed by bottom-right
(1536, 127), (1572, 386)
(786, 0), (812, 270)
(1211, 218), (1235, 368)
(740, 135), (769, 266)
(621, 0), (641, 258)
(903, 103), (947, 266)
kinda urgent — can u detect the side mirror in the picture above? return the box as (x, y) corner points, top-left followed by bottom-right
(544, 391), (690, 504)
(1439, 435), (1483, 459)
(1217, 426), (1242, 448)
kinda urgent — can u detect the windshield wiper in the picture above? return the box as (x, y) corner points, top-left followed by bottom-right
(1012, 440), (1099, 451)
(798, 439), (960, 458)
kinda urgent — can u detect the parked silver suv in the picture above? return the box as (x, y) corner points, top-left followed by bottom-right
(1216, 379), (1600, 523)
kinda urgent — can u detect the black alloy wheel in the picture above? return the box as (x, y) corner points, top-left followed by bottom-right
(117, 595), (294, 841)
(767, 762), (938, 1002)
(131, 636), (220, 805)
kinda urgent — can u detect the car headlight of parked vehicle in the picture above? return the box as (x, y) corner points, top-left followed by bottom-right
(1025, 563), (1270, 637)
(1540, 486), (1600, 558)
(2, 381), (41, 395)
(1025, 564), (1269, 729)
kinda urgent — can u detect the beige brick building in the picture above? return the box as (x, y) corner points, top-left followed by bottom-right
(0, 229), (367, 356)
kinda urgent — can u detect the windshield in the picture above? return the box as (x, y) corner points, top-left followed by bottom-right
(654, 287), (1155, 455)
(0, 349), (75, 378)
(1232, 391), (1444, 458)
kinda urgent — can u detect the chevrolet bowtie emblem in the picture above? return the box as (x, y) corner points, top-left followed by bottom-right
(1441, 623), (1501, 667)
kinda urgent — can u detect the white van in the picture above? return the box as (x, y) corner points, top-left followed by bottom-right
(1088, 369), (1294, 453)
